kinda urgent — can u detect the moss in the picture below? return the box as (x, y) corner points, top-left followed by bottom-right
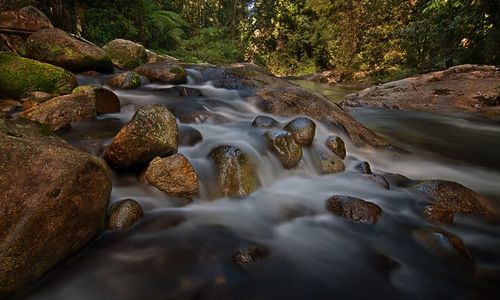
(0, 53), (77, 99)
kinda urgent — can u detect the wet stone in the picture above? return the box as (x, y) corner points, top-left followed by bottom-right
(233, 244), (269, 265)
(325, 135), (346, 159)
(252, 115), (279, 128)
(423, 205), (454, 224)
(354, 161), (372, 174)
(412, 227), (473, 264)
(317, 150), (345, 174)
(326, 195), (382, 224)
(357, 174), (390, 190)
(284, 117), (316, 146)
(264, 129), (302, 169)
(107, 199), (143, 231)
(178, 125), (203, 147)
(106, 71), (142, 90)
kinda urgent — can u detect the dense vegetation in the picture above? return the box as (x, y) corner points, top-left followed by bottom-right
(3, 0), (499, 80)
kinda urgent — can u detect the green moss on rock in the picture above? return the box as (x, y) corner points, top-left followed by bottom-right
(0, 53), (77, 99)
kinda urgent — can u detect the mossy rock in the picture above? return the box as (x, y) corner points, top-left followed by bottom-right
(24, 28), (113, 72)
(0, 52), (76, 99)
(103, 39), (148, 70)
(105, 71), (142, 90)
(134, 62), (187, 84)
(72, 85), (120, 114)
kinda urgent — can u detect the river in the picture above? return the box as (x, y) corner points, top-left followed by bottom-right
(21, 73), (500, 300)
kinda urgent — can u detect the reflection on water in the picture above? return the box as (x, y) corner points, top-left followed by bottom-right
(22, 71), (500, 300)
(290, 80), (358, 102)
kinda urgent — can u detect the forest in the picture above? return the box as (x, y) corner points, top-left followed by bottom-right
(3, 0), (499, 80)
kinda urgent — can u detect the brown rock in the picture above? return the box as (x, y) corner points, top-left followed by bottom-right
(146, 49), (178, 64)
(107, 199), (143, 230)
(72, 85), (120, 114)
(209, 145), (259, 197)
(19, 94), (96, 131)
(106, 71), (142, 90)
(412, 227), (473, 264)
(317, 150), (345, 174)
(325, 135), (346, 159)
(21, 91), (54, 110)
(413, 180), (493, 215)
(0, 118), (111, 297)
(284, 117), (316, 146)
(423, 205), (454, 224)
(178, 125), (203, 147)
(0, 99), (21, 112)
(24, 28), (113, 72)
(326, 195), (382, 224)
(102, 104), (178, 169)
(102, 39), (148, 69)
(357, 174), (390, 190)
(354, 161), (372, 174)
(233, 244), (269, 265)
(145, 154), (199, 197)
(252, 115), (279, 128)
(264, 129), (302, 168)
(134, 62), (187, 84)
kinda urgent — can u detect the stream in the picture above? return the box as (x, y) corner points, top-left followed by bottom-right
(22, 73), (500, 300)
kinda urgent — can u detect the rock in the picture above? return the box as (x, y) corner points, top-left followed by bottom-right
(317, 150), (345, 174)
(107, 199), (143, 230)
(20, 91), (54, 110)
(412, 227), (473, 264)
(423, 205), (454, 224)
(354, 161), (372, 174)
(0, 6), (53, 53)
(233, 244), (269, 265)
(178, 125), (203, 147)
(252, 115), (279, 128)
(325, 135), (346, 159)
(0, 52), (77, 99)
(165, 101), (210, 123)
(357, 174), (390, 190)
(145, 154), (199, 197)
(284, 117), (316, 146)
(146, 49), (178, 64)
(134, 62), (187, 84)
(0, 118), (111, 297)
(72, 85), (120, 114)
(264, 129), (302, 168)
(105, 71), (142, 90)
(341, 65), (500, 113)
(413, 180), (493, 215)
(19, 94), (96, 130)
(209, 145), (259, 197)
(102, 104), (178, 169)
(24, 28), (113, 72)
(0, 99), (21, 112)
(102, 39), (148, 69)
(326, 195), (382, 224)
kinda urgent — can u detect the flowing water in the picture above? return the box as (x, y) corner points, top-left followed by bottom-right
(22, 72), (500, 300)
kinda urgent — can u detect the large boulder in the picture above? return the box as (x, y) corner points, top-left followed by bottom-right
(102, 104), (178, 169)
(264, 129), (302, 168)
(413, 180), (493, 216)
(0, 6), (53, 53)
(0, 118), (111, 297)
(19, 94), (96, 130)
(341, 65), (500, 115)
(102, 39), (148, 69)
(24, 28), (113, 72)
(145, 154), (199, 197)
(0, 52), (77, 99)
(146, 49), (178, 64)
(134, 62), (187, 84)
(224, 63), (400, 151)
(209, 145), (259, 197)
(105, 71), (142, 90)
(72, 85), (120, 114)
(326, 195), (382, 224)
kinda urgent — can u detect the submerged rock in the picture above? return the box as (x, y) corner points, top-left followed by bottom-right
(252, 115), (279, 128)
(102, 104), (178, 169)
(354, 161), (372, 174)
(209, 145), (258, 197)
(72, 85), (120, 114)
(0, 53), (76, 99)
(316, 150), (345, 174)
(284, 117), (316, 146)
(24, 28), (113, 72)
(19, 94), (96, 130)
(106, 71), (142, 90)
(325, 135), (346, 159)
(326, 195), (382, 224)
(264, 129), (302, 168)
(357, 174), (390, 190)
(412, 227), (473, 264)
(0, 118), (111, 297)
(107, 199), (143, 230)
(413, 180), (493, 215)
(423, 205), (454, 224)
(134, 62), (187, 84)
(103, 39), (148, 69)
(145, 154), (199, 197)
(178, 125), (203, 147)
(233, 244), (269, 265)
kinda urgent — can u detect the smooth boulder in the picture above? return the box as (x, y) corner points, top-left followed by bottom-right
(0, 118), (111, 297)
(317, 150), (345, 174)
(103, 39), (148, 69)
(412, 227), (473, 264)
(102, 104), (178, 169)
(72, 85), (120, 114)
(107, 199), (143, 230)
(0, 52), (76, 99)
(326, 195), (382, 224)
(325, 135), (346, 159)
(264, 129), (302, 168)
(284, 117), (316, 146)
(252, 115), (279, 128)
(134, 62), (187, 84)
(106, 71), (142, 90)
(178, 125), (203, 147)
(24, 28), (113, 72)
(19, 94), (96, 130)
(209, 145), (259, 197)
(145, 154), (199, 197)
